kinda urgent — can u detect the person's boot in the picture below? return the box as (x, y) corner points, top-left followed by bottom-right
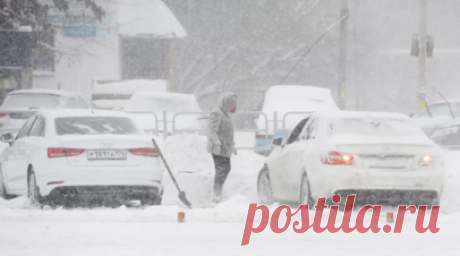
(212, 189), (222, 203)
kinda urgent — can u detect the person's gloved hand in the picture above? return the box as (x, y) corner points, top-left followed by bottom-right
(232, 145), (238, 155)
(213, 145), (221, 155)
(212, 138), (222, 155)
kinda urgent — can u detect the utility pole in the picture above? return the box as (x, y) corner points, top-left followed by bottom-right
(418, 0), (427, 110)
(338, 0), (349, 110)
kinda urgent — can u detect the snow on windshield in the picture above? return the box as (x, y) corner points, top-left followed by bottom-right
(1, 94), (62, 109)
(330, 118), (425, 139)
(55, 117), (139, 135)
(415, 102), (460, 118)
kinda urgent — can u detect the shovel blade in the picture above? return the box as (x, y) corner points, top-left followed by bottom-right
(178, 191), (193, 209)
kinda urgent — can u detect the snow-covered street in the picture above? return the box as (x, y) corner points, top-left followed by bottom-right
(1, 212), (459, 256)
(1, 135), (460, 255)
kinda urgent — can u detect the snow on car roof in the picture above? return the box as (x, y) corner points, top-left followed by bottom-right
(264, 85), (335, 101)
(130, 91), (196, 99)
(92, 79), (167, 94)
(261, 85), (339, 112)
(124, 91), (201, 112)
(9, 89), (83, 96)
(431, 98), (460, 104)
(316, 110), (410, 120)
(38, 109), (131, 119)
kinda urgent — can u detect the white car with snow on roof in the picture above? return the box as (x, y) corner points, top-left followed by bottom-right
(123, 91), (205, 135)
(0, 110), (163, 206)
(255, 85), (340, 156)
(91, 79), (167, 110)
(0, 89), (97, 135)
(411, 97), (460, 135)
(257, 111), (445, 208)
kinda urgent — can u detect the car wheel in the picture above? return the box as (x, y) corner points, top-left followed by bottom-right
(299, 173), (315, 210)
(28, 170), (42, 206)
(257, 166), (274, 205)
(0, 165), (12, 199)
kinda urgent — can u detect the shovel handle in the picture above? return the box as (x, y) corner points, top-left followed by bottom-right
(152, 138), (181, 193)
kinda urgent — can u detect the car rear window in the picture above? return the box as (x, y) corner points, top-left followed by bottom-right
(1, 94), (62, 109)
(415, 102), (460, 118)
(55, 117), (139, 136)
(330, 118), (425, 138)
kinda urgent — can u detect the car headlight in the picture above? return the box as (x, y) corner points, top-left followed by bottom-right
(431, 126), (460, 138)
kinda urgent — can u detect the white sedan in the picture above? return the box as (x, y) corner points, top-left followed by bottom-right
(0, 110), (163, 206)
(257, 111), (445, 208)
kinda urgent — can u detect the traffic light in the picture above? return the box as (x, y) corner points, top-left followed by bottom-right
(411, 34), (435, 58)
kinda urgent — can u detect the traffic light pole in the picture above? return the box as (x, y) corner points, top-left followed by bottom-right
(418, 0), (427, 110)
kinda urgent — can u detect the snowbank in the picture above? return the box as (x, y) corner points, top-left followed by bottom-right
(159, 134), (266, 205)
(440, 150), (460, 213)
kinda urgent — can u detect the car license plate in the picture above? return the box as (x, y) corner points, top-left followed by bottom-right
(367, 157), (409, 169)
(87, 150), (127, 161)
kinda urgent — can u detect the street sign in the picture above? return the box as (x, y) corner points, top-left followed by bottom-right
(47, 15), (98, 38)
(63, 27), (97, 38)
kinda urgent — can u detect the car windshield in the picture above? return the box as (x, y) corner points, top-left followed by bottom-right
(415, 102), (460, 118)
(330, 118), (425, 138)
(55, 117), (139, 135)
(1, 94), (62, 109)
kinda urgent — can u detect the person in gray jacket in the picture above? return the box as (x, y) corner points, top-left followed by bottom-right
(207, 92), (238, 203)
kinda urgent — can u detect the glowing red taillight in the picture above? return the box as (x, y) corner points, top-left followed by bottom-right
(419, 155), (432, 166)
(321, 151), (355, 165)
(48, 148), (85, 158)
(129, 148), (159, 157)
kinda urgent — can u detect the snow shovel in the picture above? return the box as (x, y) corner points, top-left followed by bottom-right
(152, 138), (193, 209)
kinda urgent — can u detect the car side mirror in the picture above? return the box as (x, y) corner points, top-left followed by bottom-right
(409, 113), (415, 118)
(0, 133), (15, 146)
(272, 137), (283, 147)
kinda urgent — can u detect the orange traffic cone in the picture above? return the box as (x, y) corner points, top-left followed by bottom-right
(178, 212), (185, 223)
(386, 212), (394, 223)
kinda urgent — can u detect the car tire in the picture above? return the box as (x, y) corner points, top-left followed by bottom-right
(299, 173), (315, 210)
(257, 166), (274, 205)
(0, 165), (13, 200)
(28, 169), (42, 206)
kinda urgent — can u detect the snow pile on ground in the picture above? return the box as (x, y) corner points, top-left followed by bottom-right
(0, 194), (262, 223)
(159, 134), (266, 206)
(440, 150), (460, 213)
(0, 197), (32, 211)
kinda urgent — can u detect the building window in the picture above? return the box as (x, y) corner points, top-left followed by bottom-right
(34, 32), (55, 72)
